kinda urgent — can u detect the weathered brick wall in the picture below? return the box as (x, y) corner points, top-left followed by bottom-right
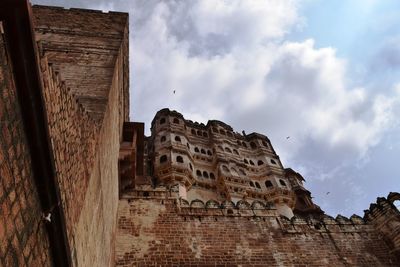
(0, 31), (52, 266)
(116, 196), (399, 266)
(33, 6), (129, 266)
(39, 56), (98, 250)
(38, 37), (127, 267)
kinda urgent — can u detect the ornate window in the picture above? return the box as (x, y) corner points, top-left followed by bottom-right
(194, 147), (200, 153)
(176, 156), (184, 163)
(191, 129), (196, 135)
(210, 173), (215, 179)
(257, 160), (264, 166)
(249, 160), (255, 166)
(250, 141), (257, 149)
(271, 159), (277, 165)
(203, 171), (209, 178)
(255, 182), (261, 189)
(175, 136), (181, 142)
(201, 149), (206, 154)
(160, 118), (166, 124)
(265, 180), (273, 188)
(196, 170), (202, 177)
(225, 147), (232, 153)
(160, 155), (167, 164)
(160, 136), (166, 142)
(203, 132), (208, 138)
(173, 118), (180, 124)
(279, 179), (287, 186)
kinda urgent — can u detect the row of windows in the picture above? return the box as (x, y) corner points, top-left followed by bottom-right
(221, 165), (246, 176)
(160, 155), (184, 164)
(196, 170), (216, 180)
(218, 145), (240, 155)
(244, 158), (277, 166)
(194, 147), (212, 156)
(249, 179), (286, 189)
(161, 135), (213, 156)
(212, 127), (234, 137)
(191, 129), (208, 138)
(159, 117), (181, 125)
(159, 117), (269, 150)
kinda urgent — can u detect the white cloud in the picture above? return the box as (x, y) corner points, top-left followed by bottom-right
(127, 0), (400, 168)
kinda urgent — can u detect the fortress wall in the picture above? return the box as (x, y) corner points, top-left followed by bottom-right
(115, 197), (398, 267)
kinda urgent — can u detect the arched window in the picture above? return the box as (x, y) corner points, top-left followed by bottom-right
(176, 156), (184, 163)
(191, 129), (196, 135)
(262, 141), (269, 148)
(160, 118), (166, 124)
(250, 181), (255, 187)
(222, 165), (229, 172)
(203, 171), (209, 178)
(265, 180), (273, 188)
(271, 159), (277, 165)
(225, 147), (232, 153)
(218, 145), (223, 151)
(219, 129), (226, 135)
(239, 169), (246, 176)
(249, 160), (255, 166)
(244, 159), (248, 164)
(175, 136), (181, 142)
(242, 142), (247, 148)
(233, 149), (239, 155)
(160, 136), (166, 142)
(203, 132), (208, 138)
(189, 163), (193, 170)
(207, 150), (212, 156)
(173, 118), (180, 124)
(210, 173), (215, 179)
(197, 130), (202, 136)
(187, 143), (190, 149)
(237, 140), (241, 146)
(255, 182), (261, 189)
(250, 142), (257, 149)
(279, 179), (287, 186)
(227, 132), (233, 137)
(196, 170), (202, 177)
(160, 155), (167, 164)
(212, 127), (218, 133)
(201, 149), (206, 154)
(257, 160), (264, 166)
(194, 147), (199, 153)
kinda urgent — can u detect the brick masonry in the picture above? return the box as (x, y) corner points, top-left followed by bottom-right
(32, 6), (129, 266)
(115, 194), (399, 266)
(0, 29), (52, 267)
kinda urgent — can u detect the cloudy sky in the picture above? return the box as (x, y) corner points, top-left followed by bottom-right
(33, 0), (400, 217)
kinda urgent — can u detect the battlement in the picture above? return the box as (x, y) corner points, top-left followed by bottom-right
(116, 190), (399, 266)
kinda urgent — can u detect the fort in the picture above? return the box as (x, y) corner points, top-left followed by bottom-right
(0, 2), (399, 266)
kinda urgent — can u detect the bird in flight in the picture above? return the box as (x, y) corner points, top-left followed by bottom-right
(326, 192), (330, 195)
(286, 136), (290, 139)
(173, 90), (176, 94)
